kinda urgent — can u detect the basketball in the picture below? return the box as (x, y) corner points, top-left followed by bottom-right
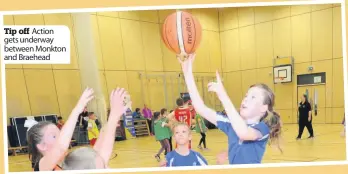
(161, 11), (202, 55)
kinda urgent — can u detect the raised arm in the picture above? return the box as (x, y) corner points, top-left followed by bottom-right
(39, 88), (94, 171)
(94, 88), (129, 164)
(179, 54), (218, 125)
(208, 71), (262, 141)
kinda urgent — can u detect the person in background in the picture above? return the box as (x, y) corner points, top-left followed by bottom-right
(341, 114), (346, 137)
(188, 101), (197, 129)
(196, 113), (208, 151)
(188, 101), (196, 119)
(61, 87), (128, 170)
(87, 112), (100, 146)
(297, 94), (314, 140)
(95, 117), (101, 129)
(78, 107), (101, 129)
(57, 117), (64, 130)
(153, 112), (171, 161)
(132, 108), (142, 119)
(78, 107), (89, 130)
(143, 104), (153, 136)
(161, 123), (208, 167)
(168, 98), (193, 149)
(162, 108), (174, 151)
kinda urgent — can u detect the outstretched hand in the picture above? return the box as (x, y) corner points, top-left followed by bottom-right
(110, 87), (130, 119)
(207, 71), (225, 95)
(76, 87), (95, 112)
(177, 53), (196, 74)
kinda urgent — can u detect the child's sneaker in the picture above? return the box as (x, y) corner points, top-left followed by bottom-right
(154, 154), (161, 162)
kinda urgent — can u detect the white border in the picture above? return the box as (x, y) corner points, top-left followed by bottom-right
(1, 0), (348, 173)
(7, 161), (348, 174)
(0, 13), (10, 174)
(341, 0), (348, 163)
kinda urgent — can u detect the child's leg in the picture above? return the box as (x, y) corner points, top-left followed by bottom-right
(198, 133), (204, 147)
(32, 162), (35, 171)
(201, 133), (207, 148)
(169, 137), (173, 151)
(163, 139), (171, 155)
(164, 142), (168, 155)
(157, 140), (165, 156)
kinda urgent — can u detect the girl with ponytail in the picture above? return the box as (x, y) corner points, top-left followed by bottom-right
(178, 54), (282, 164)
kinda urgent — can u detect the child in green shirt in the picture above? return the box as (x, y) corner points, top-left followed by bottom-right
(195, 114), (208, 150)
(161, 108), (173, 151)
(154, 112), (171, 161)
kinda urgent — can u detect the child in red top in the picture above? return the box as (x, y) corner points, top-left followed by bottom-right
(188, 101), (196, 119)
(169, 98), (193, 149)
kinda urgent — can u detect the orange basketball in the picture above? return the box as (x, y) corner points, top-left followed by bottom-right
(161, 11), (202, 55)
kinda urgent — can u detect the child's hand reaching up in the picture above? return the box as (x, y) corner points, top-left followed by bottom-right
(92, 87), (130, 167)
(110, 87), (130, 119)
(207, 71), (225, 96)
(76, 87), (95, 112)
(177, 53), (195, 74)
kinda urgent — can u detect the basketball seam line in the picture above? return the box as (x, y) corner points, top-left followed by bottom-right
(191, 16), (198, 53)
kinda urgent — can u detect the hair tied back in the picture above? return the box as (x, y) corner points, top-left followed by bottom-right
(24, 118), (39, 132)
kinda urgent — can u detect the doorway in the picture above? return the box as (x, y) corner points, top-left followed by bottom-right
(297, 85), (326, 124)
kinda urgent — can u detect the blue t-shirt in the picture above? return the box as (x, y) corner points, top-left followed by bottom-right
(216, 113), (270, 164)
(166, 150), (208, 167)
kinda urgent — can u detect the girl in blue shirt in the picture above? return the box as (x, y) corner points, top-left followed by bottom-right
(177, 53), (282, 165)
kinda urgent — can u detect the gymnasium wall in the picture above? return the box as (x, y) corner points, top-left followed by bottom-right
(4, 4), (344, 125)
(219, 4), (344, 124)
(4, 14), (83, 124)
(90, 9), (222, 113)
(3, 9), (222, 123)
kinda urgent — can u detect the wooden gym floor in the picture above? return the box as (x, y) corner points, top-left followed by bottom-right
(8, 124), (346, 172)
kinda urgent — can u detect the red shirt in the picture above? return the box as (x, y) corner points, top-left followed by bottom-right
(189, 105), (196, 119)
(57, 123), (64, 130)
(174, 107), (192, 126)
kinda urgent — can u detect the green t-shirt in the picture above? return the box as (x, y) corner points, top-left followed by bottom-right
(154, 118), (170, 141)
(195, 114), (207, 133)
(163, 117), (173, 136)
